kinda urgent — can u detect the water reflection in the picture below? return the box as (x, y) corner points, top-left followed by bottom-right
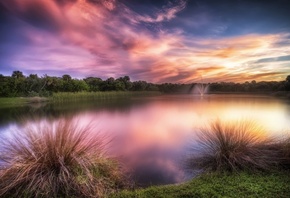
(0, 95), (290, 186)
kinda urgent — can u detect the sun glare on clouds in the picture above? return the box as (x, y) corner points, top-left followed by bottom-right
(1, 0), (290, 82)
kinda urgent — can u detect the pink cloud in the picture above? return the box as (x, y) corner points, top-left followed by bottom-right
(2, 0), (290, 82)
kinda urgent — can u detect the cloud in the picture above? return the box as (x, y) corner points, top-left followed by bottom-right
(135, 0), (187, 23)
(1, 0), (65, 32)
(0, 0), (290, 82)
(254, 55), (290, 63)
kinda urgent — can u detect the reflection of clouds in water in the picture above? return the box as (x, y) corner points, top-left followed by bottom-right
(124, 146), (186, 186)
(218, 103), (290, 136)
(52, 98), (290, 185)
(131, 158), (183, 186)
(0, 124), (19, 140)
(1, 95), (290, 186)
(73, 106), (192, 186)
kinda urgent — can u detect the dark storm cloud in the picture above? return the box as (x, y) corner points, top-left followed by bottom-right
(163, 0), (290, 37)
(0, 4), (30, 45)
(1, 0), (63, 32)
(0, 3), (34, 73)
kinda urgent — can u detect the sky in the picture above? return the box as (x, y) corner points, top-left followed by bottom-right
(0, 0), (290, 83)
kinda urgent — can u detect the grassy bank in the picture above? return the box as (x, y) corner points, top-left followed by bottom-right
(1, 109), (289, 197)
(113, 120), (290, 197)
(0, 97), (28, 108)
(0, 91), (161, 107)
(0, 97), (48, 108)
(51, 91), (161, 103)
(113, 171), (290, 198)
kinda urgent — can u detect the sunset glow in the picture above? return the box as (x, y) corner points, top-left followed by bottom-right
(1, 0), (289, 82)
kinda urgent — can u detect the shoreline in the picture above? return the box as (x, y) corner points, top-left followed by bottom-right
(1, 91), (289, 108)
(112, 171), (290, 198)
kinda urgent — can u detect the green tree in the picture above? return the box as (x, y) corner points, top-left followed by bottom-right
(12, 71), (24, 79)
(102, 77), (116, 91)
(84, 77), (103, 91)
(117, 76), (132, 90)
(0, 75), (12, 96)
(72, 79), (89, 92)
(61, 75), (74, 92)
(25, 74), (42, 96)
(11, 71), (26, 96)
(286, 75), (290, 91)
(131, 81), (147, 91)
(114, 80), (126, 91)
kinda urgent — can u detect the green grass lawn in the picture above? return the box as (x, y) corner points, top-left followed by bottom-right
(0, 97), (28, 108)
(0, 91), (161, 107)
(0, 97), (49, 108)
(51, 91), (161, 103)
(112, 171), (290, 198)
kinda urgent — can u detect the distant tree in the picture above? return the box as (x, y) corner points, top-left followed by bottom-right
(61, 75), (74, 92)
(44, 76), (63, 93)
(62, 74), (72, 81)
(117, 76), (132, 90)
(25, 74), (41, 96)
(131, 81), (147, 91)
(10, 71), (26, 96)
(0, 75), (11, 96)
(146, 83), (159, 91)
(84, 77), (103, 91)
(72, 80), (89, 92)
(286, 75), (290, 91)
(102, 77), (116, 91)
(12, 71), (24, 79)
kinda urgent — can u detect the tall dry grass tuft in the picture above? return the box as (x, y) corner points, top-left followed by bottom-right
(189, 119), (279, 172)
(0, 119), (127, 197)
(275, 135), (290, 169)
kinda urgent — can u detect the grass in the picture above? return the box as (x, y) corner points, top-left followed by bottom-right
(112, 120), (290, 198)
(112, 171), (290, 198)
(0, 97), (28, 108)
(187, 119), (279, 172)
(273, 135), (290, 169)
(0, 119), (128, 197)
(0, 116), (289, 197)
(0, 97), (48, 109)
(0, 91), (161, 108)
(51, 91), (161, 103)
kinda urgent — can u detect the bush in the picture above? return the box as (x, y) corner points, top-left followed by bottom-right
(188, 119), (279, 172)
(0, 119), (128, 197)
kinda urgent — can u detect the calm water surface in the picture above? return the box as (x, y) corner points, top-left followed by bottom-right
(1, 94), (290, 186)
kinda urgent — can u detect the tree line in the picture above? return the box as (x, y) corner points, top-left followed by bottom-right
(0, 71), (160, 97)
(0, 71), (289, 97)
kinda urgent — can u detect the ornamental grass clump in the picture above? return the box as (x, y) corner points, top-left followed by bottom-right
(275, 135), (290, 169)
(0, 119), (127, 197)
(189, 119), (279, 172)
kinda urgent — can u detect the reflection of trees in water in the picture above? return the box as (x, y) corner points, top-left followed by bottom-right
(0, 99), (150, 127)
(285, 101), (290, 119)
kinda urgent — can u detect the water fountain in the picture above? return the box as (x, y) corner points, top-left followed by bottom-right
(192, 83), (209, 96)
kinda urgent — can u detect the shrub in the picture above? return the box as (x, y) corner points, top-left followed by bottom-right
(188, 119), (279, 172)
(0, 119), (127, 197)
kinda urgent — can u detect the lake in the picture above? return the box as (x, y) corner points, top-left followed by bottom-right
(0, 94), (290, 186)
